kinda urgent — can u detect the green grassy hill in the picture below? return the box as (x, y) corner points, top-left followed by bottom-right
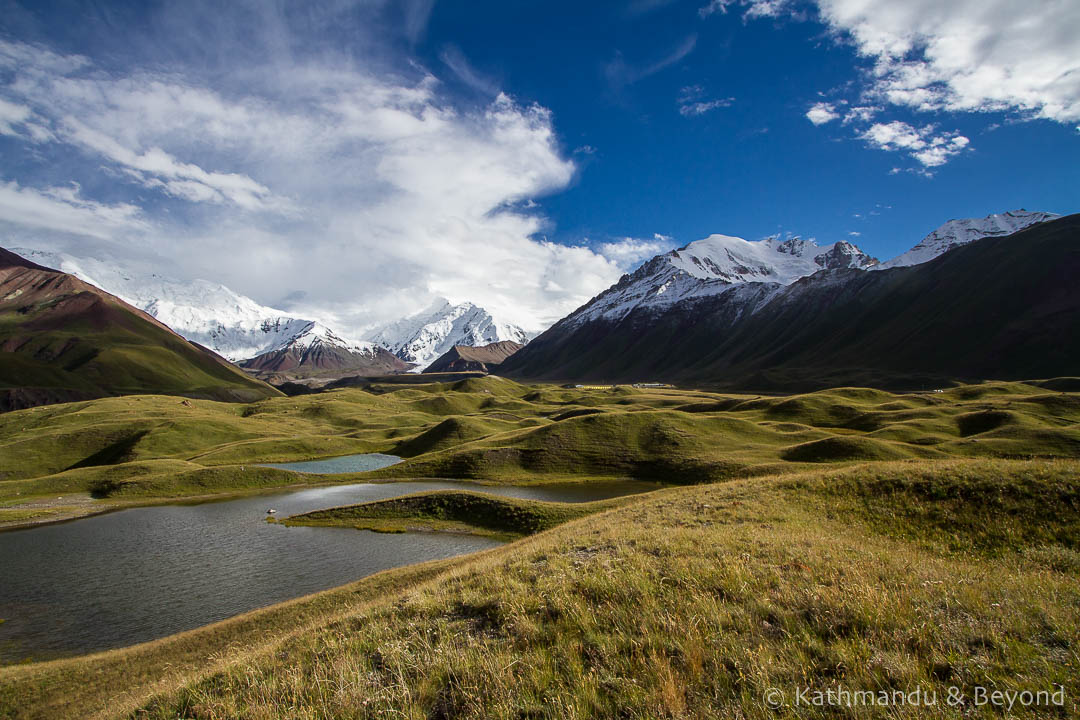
(0, 247), (280, 411)
(285, 489), (629, 539)
(2, 376), (1079, 529)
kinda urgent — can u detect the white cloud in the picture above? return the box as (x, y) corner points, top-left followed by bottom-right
(605, 35), (698, 91)
(598, 234), (673, 267)
(848, 231), (860, 236)
(743, 0), (793, 19)
(860, 121), (969, 167)
(813, 0), (1080, 124)
(678, 86), (733, 117)
(439, 45), (499, 96)
(805, 102), (840, 125)
(0, 98), (31, 135)
(0, 35), (631, 333)
(402, 0), (437, 44)
(842, 105), (880, 124)
(698, 0), (733, 17)
(0, 181), (148, 240)
(680, 99), (732, 116)
(699, 0), (795, 20)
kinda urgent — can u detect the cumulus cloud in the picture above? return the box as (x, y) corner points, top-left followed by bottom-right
(805, 102), (840, 125)
(811, 0), (1080, 124)
(860, 121), (969, 167)
(0, 25), (635, 333)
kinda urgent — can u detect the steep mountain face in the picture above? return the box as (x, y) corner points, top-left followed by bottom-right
(424, 341), (524, 374)
(11, 248), (320, 362)
(0, 247), (281, 411)
(572, 234), (878, 325)
(371, 298), (529, 372)
(241, 322), (409, 376)
(500, 214), (1077, 389)
(876, 210), (1059, 269)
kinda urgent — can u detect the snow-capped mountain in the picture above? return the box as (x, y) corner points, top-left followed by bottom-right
(10, 247), (319, 362)
(371, 298), (530, 372)
(876, 210), (1060, 270)
(240, 322), (408, 375)
(571, 234), (878, 324)
(500, 210), (1075, 386)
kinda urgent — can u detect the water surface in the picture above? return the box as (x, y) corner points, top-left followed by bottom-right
(0, 474), (659, 663)
(257, 452), (402, 473)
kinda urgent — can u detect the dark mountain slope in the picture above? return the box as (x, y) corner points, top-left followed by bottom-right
(424, 341), (524, 373)
(0, 247), (281, 410)
(500, 214), (1079, 390)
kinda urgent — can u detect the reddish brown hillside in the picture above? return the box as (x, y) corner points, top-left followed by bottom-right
(424, 340), (524, 373)
(0, 246), (281, 410)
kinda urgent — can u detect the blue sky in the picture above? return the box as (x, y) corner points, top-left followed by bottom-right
(0, 0), (1077, 332)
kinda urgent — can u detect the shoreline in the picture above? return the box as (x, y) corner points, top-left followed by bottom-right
(0, 472), (651, 533)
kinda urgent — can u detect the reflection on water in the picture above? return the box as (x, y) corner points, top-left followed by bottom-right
(0, 475), (660, 663)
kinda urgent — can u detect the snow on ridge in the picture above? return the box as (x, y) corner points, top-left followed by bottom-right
(876, 210), (1060, 270)
(371, 297), (530, 372)
(271, 321), (379, 356)
(569, 233), (877, 325)
(565, 209), (1059, 327)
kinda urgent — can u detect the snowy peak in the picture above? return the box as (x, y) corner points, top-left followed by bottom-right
(371, 298), (530, 372)
(667, 233), (876, 284)
(268, 322), (377, 356)
(571, 233), (878, 324)
(814, 240), (878, 270)
(9, 247), (322, 362)
(878, 210), (1060, 270)
(241, 320), (407, 376)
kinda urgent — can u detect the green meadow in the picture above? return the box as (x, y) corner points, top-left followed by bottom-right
(1, 377), (1078, 718)
(4, 376), (1079, 524)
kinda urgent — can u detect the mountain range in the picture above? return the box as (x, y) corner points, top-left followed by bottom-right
(8, 248), (527, 375)
(0, 248), (280, 410)
(500, 210), (1073, 389)
(370, 299), (530, 371)
(4, 209), (1071, 402)
(239, 323), (409, 377)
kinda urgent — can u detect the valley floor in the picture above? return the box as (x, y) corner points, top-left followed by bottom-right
(1, 377), (1079, 717)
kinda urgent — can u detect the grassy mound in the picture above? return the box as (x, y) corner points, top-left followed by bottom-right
(783, 459), (1080, 556)
(4, 379), (1080, 525)
(955, 409), (1019, 436)
(286, 490), (626, 539)
(392, 417), (514, 457)
(780, 436), (916, 462)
